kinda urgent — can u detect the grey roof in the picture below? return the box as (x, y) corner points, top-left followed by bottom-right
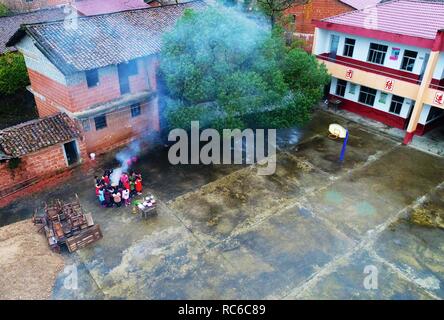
(0, 8), (66, 54)
(7, 1), (206, 74)
(0, 113), (81, 158)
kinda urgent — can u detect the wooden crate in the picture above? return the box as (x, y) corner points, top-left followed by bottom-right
(65, 225), (103, 253)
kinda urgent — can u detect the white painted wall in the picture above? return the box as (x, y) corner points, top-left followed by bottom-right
(329, 77), (414, 119)
(15, 35), (114, 88)
(16, 35), (68, 85)
(314, 28), (435, 78)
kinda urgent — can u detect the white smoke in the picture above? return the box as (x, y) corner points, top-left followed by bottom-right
(110, 140), (142, 185)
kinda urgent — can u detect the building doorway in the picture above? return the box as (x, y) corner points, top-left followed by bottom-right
(63, 140), (79, 166)
(117, 63), (131, 94)
(117, 60), (138, 95)
(329, 35), (339, 60)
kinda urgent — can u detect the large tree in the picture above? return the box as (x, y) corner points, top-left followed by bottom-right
(257, 0), (307, 26)
(160, 6), (329, 131)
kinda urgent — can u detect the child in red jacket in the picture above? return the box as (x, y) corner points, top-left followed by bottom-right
(135, 175), (143, 195)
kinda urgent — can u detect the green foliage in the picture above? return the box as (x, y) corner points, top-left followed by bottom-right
(0, 52), (30, 96)
(8, 157), (21, 170)
(160, 7), (330, 131)
(0, 4), (9, 17)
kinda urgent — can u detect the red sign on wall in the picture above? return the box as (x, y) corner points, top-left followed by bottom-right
(385, 79), (395, 92)
(434, 91), (444, 106)
(345, 69), (353, 79)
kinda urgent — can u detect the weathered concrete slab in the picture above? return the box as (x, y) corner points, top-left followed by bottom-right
(293, 250), (435, 300)
(211, 206), (354, 299)
(288, 126), (396, 176)
(306, 146), (444, 240)
(1, 110), (443, 300)
(168, 152), (327, 246)
(373, 186), (444, 298)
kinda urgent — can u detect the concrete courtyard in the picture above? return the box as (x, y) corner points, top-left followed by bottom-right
(0, 110), (443, 300)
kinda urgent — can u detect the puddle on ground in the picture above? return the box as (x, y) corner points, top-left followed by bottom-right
(355, 201), (376, 216)
(324, 190), (343, 205)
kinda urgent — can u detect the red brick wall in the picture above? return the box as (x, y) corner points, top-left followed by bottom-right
(28, 68), (73, 117)
(284, 0), (353, 50)
(0, 138), (87, 194)
(0, 0), (68, 12)
(28, 57), (157, 114)
(27, 56), (160, 154)
(83, 98), (160, 154)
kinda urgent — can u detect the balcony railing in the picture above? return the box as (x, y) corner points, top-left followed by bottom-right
(317, 53), (422, 85)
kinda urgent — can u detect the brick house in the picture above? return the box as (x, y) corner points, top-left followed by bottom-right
(0, 113), (87, 195)
(7, 1), (205, 154)
(284, 0), (381, 51)
(0, 0), (69, 12)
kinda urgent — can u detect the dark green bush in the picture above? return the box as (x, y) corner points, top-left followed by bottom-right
(0, 52), (30, 96)
(0, 4), (9, 17)
(8, 157), (21, 170)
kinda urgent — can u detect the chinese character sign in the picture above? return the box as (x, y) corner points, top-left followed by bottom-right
(385, 79), (395, 91)
(345, 69), (353, 79)
(434, 91), (444, 106)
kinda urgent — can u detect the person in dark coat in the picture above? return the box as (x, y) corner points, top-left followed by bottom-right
(104, 188), (112, 207)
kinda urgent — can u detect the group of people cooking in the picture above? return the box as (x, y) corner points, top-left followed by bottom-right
(95, 170), (143, 207)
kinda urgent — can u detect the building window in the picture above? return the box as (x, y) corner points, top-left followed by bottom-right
(335, 79), (347, 97)
(358, 86), (377, 106)
(343, 38), (356, 58)
(349, 83), (356, 94)
(127, 60), (138, 76)
(401, 50), (418, 72)
(389, 95), (404, 115)
(86, 69), (99, 88)
(291, 15), (296, 24)
(94, 115), (107, 130)
(130, 103), (141, 118)
(367, 43), (388, 65)
(81, 119), (91, 132)
(379, 92), (388, 104)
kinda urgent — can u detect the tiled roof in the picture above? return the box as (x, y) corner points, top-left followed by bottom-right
(72, 0), (150, 16)
(323, 0), (444, 40)
(339, 0), (382, 10)
(0, 113), (81, 158)
(0, 8), (66, 54)
(8, 1), (206, 74)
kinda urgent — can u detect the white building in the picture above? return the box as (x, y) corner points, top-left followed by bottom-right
(312, 0), (444, 143)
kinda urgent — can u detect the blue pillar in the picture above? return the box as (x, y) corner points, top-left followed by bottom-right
(339, 130), (349, 162)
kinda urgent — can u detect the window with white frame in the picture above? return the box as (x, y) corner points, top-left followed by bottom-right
(389, 95), (404, 115)
(335, 79), (347, 97)
(367, 43), (388, 65)
(343, 38), (356, 58)
(400, 50), (418, 72)
(358, 86), (377, 106)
